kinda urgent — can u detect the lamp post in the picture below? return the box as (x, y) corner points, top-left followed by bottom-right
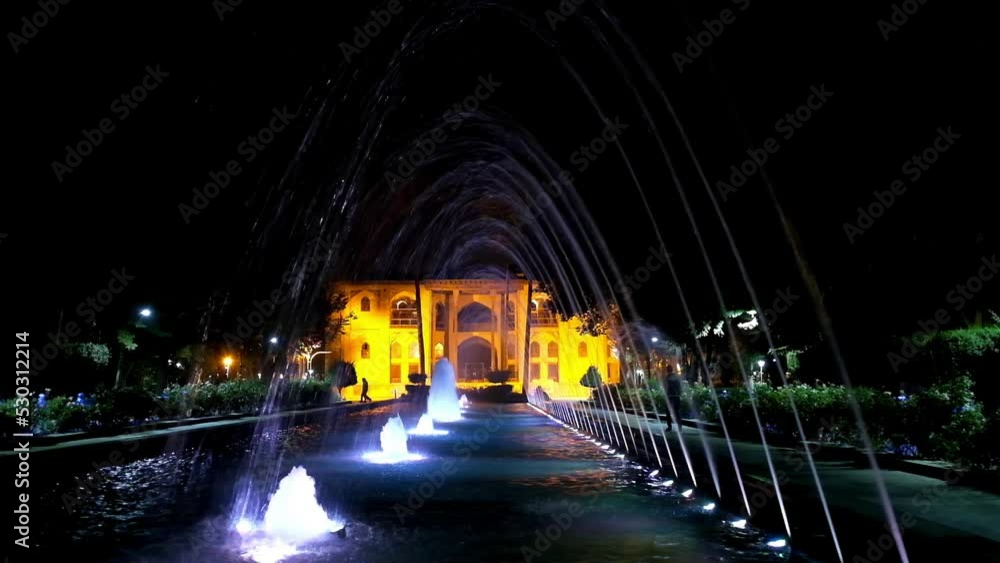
(303, 350), (332, 378)
(223, 356), (233, 379)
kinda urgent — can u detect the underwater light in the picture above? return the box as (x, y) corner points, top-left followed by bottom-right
(681, 489), (694, 498)
(649, 470), (660, 478)
(663, 480), (674, 486)
(235, 518), (254, 535)
(767, 539), (788, 548)
(731, 519), (748, 529)
(703, 502), (716, 511)
(601, 445), (611, 450)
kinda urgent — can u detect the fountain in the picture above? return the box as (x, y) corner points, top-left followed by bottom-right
(427, 358), (462, 422)
(236, 466), (343, 563)
(363, 415), (424, 463)
(459, 394), (470, 409)
(409, 413), (448, 436)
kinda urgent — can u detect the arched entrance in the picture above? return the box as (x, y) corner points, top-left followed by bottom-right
(457, 337), (493, 381)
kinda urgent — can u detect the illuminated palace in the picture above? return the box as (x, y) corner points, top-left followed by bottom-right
(327, 279), (620, 400)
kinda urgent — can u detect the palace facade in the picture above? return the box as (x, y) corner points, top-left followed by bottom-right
(327, 279), (620, 400)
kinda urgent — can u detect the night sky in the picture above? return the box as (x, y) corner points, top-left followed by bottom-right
(6, 0), (995, 373)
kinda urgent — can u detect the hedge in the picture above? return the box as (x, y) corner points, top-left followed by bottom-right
(598, 376), (996, 468)
(1, 377), (340, 436)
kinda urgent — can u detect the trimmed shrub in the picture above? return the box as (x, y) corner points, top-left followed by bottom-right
(580, 367), (603, 388)
(486, 370), (512, 384)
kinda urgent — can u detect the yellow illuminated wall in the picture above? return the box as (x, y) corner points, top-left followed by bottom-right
(327, 280), (620, 400)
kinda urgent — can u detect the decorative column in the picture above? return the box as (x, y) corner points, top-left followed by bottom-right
(447, 290), (458, 366)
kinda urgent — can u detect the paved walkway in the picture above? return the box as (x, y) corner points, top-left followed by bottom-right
(557, 403), (1000, 563)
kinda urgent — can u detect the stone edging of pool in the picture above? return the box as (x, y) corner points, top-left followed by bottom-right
(0, 399), (397, 454)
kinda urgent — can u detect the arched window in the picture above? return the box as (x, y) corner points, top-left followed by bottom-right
(391, 342), (401, 357)
(530, 299), (557, 326)
(530, 341), (540, 358)
(506, 300), (516, 329)
(578, 342), (588, 358)
(390, 297), (418, 327)
(361, 342), (370, 359)
(547, 342), (559, 358)
(435, 302), (447, 330)
(409, 342), (419, 359)
(434, 342), (444, 359)
(457, 302), (495, 332)
(360, 296), (371, 312)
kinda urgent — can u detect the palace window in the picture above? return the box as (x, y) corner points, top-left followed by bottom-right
(578, 342), (588, 358)
(435, 302), (447, 330)
(361, 342), (370, 359)
(457, 302), (494, 332)
(390, 297), (418, 327)
(360, 296), (371, 312)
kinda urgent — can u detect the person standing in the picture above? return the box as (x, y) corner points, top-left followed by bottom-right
(665, 370), (683, 431)
(360, 377), (372, 402)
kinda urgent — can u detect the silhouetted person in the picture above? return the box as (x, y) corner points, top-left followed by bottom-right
(665, 371), (683, 431)
(360, 377), (372, 402)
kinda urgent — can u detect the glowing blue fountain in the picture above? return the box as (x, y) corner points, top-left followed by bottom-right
(236, 466), (343, 563)
(427, 358), (461, 422)
(364, 415), (424, 463)
(410, 413), (448, 436)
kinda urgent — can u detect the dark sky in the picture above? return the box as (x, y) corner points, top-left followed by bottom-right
(6, 0), (995, 356)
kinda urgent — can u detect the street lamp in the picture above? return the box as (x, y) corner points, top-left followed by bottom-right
(302, 350), (332, 377)
(139, 308), (152, 318)
(270, 337), (279, 344)
(223, 356), (233, 378)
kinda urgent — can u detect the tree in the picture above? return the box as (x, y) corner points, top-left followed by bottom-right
(331, 361), (358, 390)
(114, 329), (139, 388)
(576, 302), (621, 337)
(325, 292), (355, 341)
(580, 366), (603, 388)
(65, 342), (111, 367)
